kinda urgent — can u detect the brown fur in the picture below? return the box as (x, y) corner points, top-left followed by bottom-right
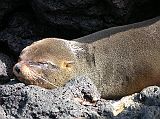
(13, 17), (160, 99)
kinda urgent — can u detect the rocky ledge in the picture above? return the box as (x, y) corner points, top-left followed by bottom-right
(0, 0), (160, 119)
(0, 77), (160, 119)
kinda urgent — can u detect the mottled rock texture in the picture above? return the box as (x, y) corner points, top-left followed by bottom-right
(31, 0), (159, 38)
(0, 0), (27, 29)
(0, 0), (159, 119)
(0, 77), (160, 119)
(0, 53), (14, 84)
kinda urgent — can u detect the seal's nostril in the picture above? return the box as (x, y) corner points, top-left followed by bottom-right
(14, 65), (21, 74)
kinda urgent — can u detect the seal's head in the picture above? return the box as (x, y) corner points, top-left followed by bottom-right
(13, 38), (80, 89)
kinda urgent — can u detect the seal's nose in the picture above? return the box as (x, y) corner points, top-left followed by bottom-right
(14, 64), (21, 74)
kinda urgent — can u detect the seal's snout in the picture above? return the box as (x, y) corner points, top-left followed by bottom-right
(13, 63), (22, 76)
(14, 64), (21, 74)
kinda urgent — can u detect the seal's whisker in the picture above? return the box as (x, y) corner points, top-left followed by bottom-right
(26, 68), (59, 88)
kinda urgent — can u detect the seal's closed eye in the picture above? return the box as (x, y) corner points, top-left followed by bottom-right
(28, 61), (59, 70)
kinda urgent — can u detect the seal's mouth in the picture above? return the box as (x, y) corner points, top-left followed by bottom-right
(13, 61), (59, 88)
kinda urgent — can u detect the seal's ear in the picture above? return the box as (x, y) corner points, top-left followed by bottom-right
(61, 61), (75, 70)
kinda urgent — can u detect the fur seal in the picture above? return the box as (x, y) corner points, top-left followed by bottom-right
(13, 17), (160, 99)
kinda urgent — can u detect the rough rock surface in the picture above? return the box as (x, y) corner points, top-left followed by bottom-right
(31, 0), (159, 38)
(0, 0), (160, 119)
(0, 0), (27, 29)
(0, 53), (14, 84)
(0, 77), (160, 119)
(0, 12), (39, 54)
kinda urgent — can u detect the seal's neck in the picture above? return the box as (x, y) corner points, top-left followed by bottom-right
(69, 41), (98, 75)
(67, 40), (101, 88)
